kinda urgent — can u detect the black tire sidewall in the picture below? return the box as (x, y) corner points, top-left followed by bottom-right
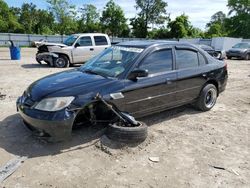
(106, 121), (148, 143)
(54, 55), (69, 68)
(197, 84), (217, 111)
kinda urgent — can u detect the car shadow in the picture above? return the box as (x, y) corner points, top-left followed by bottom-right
(21, 64), (81, 69)
(140, 105), (201, 126)
(0, 58), (11, 60)
(21, 64), (50, 69)
(0, 105), (201, 158)
(0, 113), (107, 158)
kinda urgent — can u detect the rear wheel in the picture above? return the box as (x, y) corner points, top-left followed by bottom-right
(195, 84), (218, 111)
(227, 56), (232, 60)
(54, 55), (69, 68)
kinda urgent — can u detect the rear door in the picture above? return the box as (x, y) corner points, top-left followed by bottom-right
(121, 47), (177, 116)
(72, 36), (94, 63)
(175, 47), (208, 103)
(93, 35), (110, 55)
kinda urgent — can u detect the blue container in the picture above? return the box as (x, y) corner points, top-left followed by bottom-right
(9, 47), (21, 60)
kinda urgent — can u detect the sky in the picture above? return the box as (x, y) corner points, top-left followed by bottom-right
(5, 0), (229, 30)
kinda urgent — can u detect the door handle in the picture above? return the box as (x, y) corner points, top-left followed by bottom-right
(90, 48), (94, 51)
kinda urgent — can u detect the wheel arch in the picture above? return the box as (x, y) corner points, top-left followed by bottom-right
(202, 79), (219, 96)
(54, 53), (71, 64)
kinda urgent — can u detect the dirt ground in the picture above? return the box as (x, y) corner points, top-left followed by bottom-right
(0, 47), (249, 188)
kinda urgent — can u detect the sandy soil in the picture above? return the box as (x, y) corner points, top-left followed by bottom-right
(0, 48), (249, 188)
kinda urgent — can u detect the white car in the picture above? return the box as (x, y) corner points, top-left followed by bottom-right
(36, 33), (111, 68)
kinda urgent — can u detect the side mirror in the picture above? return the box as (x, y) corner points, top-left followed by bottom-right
(128, 69), (148, 80)
(75, 43), (80, 48)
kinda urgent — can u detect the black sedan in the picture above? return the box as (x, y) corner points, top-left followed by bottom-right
(17, 41), (228, 141)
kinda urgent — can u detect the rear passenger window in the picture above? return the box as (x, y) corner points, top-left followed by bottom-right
(94, 36), (108, 46)
(139, 49), (173, 74)
(198, 53), (207, 65)
(176, 50), (199, 69)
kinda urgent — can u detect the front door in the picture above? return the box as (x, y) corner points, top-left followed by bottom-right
(120, 48), (177, 116)
(72, 36), (94, 63)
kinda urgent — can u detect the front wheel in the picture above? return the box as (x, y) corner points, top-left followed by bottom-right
(54, 55), (69, 68)
(195, 84), (218, 111)
(106, 121), (148, 143)
(245, 54), (250, 60)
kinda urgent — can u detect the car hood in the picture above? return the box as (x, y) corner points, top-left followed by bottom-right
(27, 69), (114, 101)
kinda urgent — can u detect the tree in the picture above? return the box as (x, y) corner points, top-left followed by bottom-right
(100, 0), (128, 37)
(205, 11), (227, 38)
(34, 9), (55, 34)
(133, 0), (168, 37)
(226, 0), (250, 38)
(130, 16), (147, 38)
(78, 4), (100, 33)
(168, 14), (190, 38)
(0, 0), (21, 32)
(47, 0), (77, 35)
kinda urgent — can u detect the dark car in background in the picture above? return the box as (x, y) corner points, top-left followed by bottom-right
(226, 42), (250, 60)
(17, 41), (228, 141)
(198, 44), (226, 60)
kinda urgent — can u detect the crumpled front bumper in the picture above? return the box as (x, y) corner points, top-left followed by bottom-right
(16, 96), (76, 142)
(36, 52), (59, 66)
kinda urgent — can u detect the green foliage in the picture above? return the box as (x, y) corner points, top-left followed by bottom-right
(130, 16), (147, 38)
(1, 0), (249, 39)
(100, 0), (128, 37)
(0, 0), (21, 32)
(205, 11), (227, 38)
(47, 0), (77, 35)
(148, 27), (170, 39)
(132, 0), (168, 37)
(78, 4), (101, 33)
(226, 0), (250, 38)
(167, 14), (193, 38)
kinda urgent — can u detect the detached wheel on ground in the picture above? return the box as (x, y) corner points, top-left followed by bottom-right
(54, 55), (69, 68)
(106, 121), (148, 143)
(195, 84), (218, 111)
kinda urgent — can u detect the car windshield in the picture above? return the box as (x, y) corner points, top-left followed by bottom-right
(232, 43), (249, 49)
(80, 46), (143, 78)
(64, 35), (78, 46)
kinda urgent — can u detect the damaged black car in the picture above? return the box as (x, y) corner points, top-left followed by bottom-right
(17, 41), (228, 142)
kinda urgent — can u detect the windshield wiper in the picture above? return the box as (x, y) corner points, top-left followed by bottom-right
(82, 69), (108, 78)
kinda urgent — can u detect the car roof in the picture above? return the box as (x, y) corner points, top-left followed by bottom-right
(72, 33), (108, 37)
(117, 40), (195, 49)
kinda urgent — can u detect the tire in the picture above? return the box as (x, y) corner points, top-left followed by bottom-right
(54, 55), (69, 68)
(245, 54), (250, 60)
(36, 57), (42, 64)
(227, 56), (232, 60)
(195, 84), (218, 111)
(106, 121), (148, 143)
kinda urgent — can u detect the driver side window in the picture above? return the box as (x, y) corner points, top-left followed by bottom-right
(139, 49), (173, 75)
(77, 36), (93, 47)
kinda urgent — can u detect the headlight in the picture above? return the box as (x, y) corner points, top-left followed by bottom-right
(34, 97), (75, 112)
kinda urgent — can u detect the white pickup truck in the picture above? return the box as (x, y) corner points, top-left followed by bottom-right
(36, 33), (111, 68)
